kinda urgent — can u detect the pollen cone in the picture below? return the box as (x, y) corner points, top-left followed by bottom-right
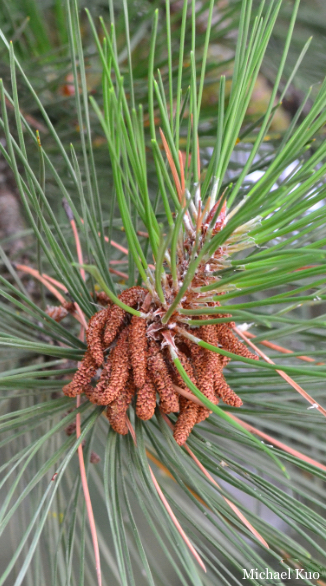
(95, 327), (130, 405)
(148, 341), (179, 413)
(87, 308), (110, 366)
(106, 377), (135, 435)
(136, 370), (157, 420)
(130, 315), (148, 389)
(62, 350), (97, 397)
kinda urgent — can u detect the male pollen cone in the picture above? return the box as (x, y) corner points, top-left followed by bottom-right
(87, 307), (110, 366)
(190, 347), (218, 406)
(97, 327), (130, 405)
(214, 366), (243, 407)
(103, 305), (125, 347)
(173, 396), (199, 445)
(106, 377), (135, 435)
(95, 291), (111, 305)
(136, 370), (157, 420)
(183, 338), (213, 423)
(63, 350), (97, 397)
(215, 324), (258, 361)
(130, 315), (147, 389)
(196, 324), (220, 405)
(62, 301), (76, 313)
(148, 340), (179, 413)
(196, 406), (212, 424)
(103, 286), (146, 347)
(91, 358), (112, 405)
(46, 305), (69, 322)
(170, 351), (199, 445)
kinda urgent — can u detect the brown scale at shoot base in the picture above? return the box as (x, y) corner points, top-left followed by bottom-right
(63, 142), (260, 444)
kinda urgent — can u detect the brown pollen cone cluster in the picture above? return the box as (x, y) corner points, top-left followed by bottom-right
(63, 287), (258, 445)
(62, 148), (260, 445)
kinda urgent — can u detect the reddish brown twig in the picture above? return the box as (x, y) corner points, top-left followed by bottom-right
(15, 263), (87, 329)
(71, 215), (102, 586)
(109, 268), (129, 279)
(76, 396), (102, 586)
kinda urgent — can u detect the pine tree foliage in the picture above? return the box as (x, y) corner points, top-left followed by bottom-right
(0, 1), (326, 585)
